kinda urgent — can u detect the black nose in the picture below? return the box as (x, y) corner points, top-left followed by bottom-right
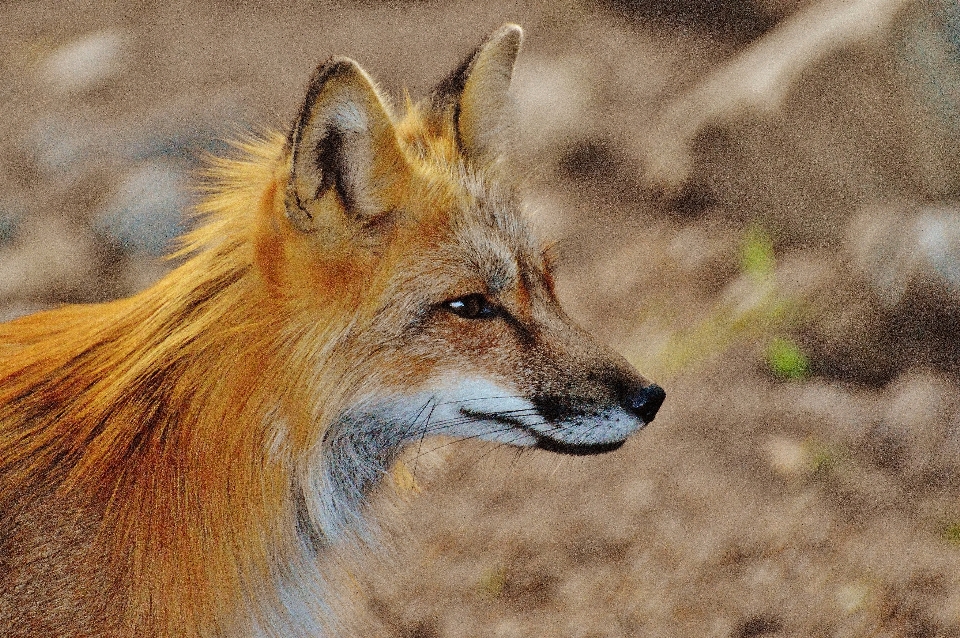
(625, 384), (666, 423)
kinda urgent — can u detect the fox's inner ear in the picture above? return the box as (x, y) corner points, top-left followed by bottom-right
(286, 57), (407, 233)
(431, 23), (523, 163)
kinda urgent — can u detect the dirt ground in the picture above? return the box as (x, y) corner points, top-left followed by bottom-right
(3, 0), (960, 636)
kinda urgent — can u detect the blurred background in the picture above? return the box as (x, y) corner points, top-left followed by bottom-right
(4, 0), (960, 635)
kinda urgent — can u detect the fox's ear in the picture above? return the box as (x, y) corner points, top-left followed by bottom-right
(286, 57), (407, 233)
(431, 23), (523, 162)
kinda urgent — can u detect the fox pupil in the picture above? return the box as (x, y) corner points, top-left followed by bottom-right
(446, 294), (496, 319)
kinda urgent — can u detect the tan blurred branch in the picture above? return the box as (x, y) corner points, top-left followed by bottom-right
(642, 0), (910, 191)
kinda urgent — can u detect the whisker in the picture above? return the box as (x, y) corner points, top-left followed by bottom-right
(401, 424), (522, 462)
(404, 398), (436, 439)
(411, 409), (544, 435)
(549, 456), (565, 478)
(428, 394), (531, 408)
(412, 398), (438, 475)
(451, 430), (532, 482)
(422, 414), (543, 432)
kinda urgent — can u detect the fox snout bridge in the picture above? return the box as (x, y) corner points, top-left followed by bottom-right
(625, 383), (666, 424)
(519, 369), (666, 456)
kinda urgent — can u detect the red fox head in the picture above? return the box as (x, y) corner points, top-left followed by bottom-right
(246, 24), (665, 538)
(0, 23), (666, 638)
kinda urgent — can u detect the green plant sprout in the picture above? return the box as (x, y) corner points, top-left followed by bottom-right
(648, 224), (810, 381)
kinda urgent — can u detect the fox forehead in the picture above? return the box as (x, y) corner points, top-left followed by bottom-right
(398, 163), (543, 298)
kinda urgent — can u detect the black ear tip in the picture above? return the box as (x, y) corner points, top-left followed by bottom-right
(307, 57), (364, 92)
(495, 23), (523, 42)
(485, 23), (523, 56)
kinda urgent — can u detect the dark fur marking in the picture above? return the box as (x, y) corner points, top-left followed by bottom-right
(430, 52), (474, 111)
(288, 57), (356, 148)
(177, 263), (250, 323)
(311, 130), (341, 206)
(503, 311), (537, 348)
(289, 57), (373, 220)
(293, 484), (326, 554)
(430, 41), (480, 153)
(534, 436), (624, 456)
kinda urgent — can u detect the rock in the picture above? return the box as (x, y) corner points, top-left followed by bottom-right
(96, 160), (189, 256)
(30, 115), (97, 180)
(878, 371), (960, 480)
(637, 0), (909, 195)
(512, 56), (597, 168)
(0, 195), (25, 245)
(0, 218), (100, 302)
(40, 30), (125, 94)
(792, 203), (960, 383)
(848, 203), (960, 306)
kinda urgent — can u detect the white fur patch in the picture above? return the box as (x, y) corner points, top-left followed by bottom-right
(383, 375), (647, 449)
(274, 374), (646, 636)
(293, 375), (646, 546)
(419, 376), (540, 446)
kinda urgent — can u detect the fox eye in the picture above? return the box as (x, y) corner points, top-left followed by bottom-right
(445, 294), (498, 319)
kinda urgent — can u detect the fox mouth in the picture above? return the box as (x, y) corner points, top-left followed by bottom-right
(533, 436), (624, 456)
(458, 407), (627, 456)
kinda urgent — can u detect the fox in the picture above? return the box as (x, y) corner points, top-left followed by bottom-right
(0, 23), (665, 637)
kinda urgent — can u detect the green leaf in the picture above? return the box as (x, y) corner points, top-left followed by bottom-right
(767, 337), (809, 380)
(741, 225), (775, 279)
(942, 522), (960, 546)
